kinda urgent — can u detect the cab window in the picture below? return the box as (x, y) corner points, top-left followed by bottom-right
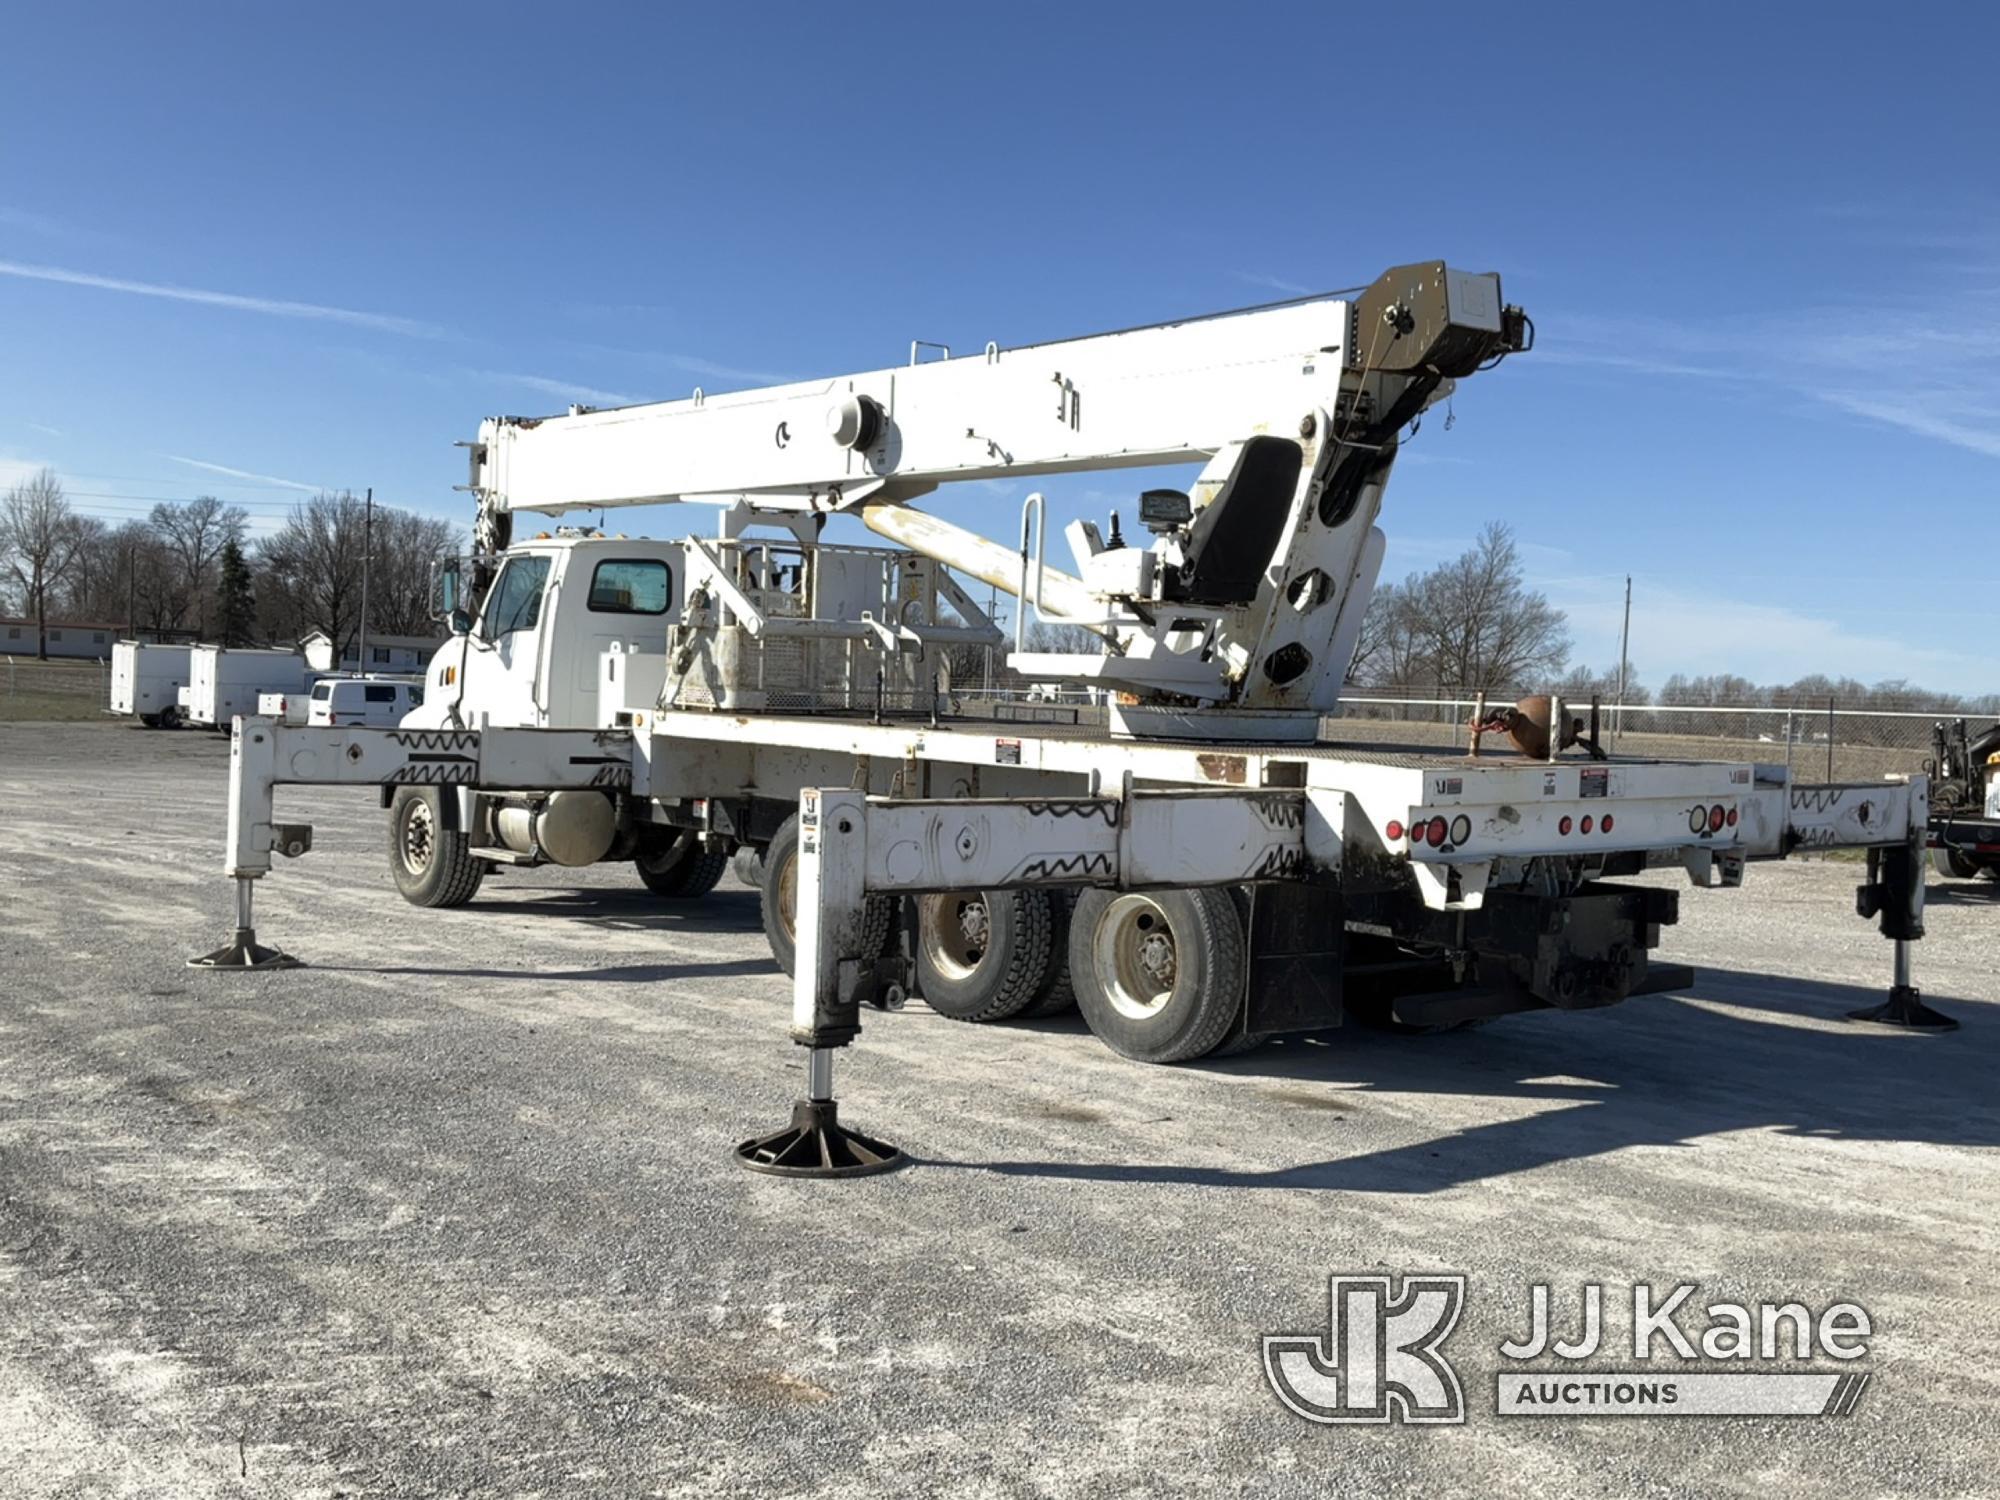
(364, 684), (397, 704)
(588, 558), (672, 615)
(483, 555), (553, 639)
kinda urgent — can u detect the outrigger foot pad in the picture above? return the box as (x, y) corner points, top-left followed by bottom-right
(734, 1099), (907, 1178)
(1845, 985), (1958, 1032)
(187, 928), (302, 971)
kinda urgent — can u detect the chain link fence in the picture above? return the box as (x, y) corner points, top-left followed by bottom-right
(0, 656), (111, 722)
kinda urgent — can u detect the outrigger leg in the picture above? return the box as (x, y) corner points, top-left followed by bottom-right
(188, 874), (299, 971)
(735, 789), (907, 1178)
(1846, 835), (1957, 1032)
(189, 717), (306, 972)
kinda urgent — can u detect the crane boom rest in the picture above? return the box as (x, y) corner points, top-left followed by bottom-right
(466, 263), (1530, 737)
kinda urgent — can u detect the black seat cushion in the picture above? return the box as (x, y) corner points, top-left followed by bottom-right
(1177, 435), (1303, 606)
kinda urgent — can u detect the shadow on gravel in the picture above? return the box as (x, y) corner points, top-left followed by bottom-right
(1924, 882), (2000, 907)
(465, 889), (765, 936)
(320, 958), (775, 983)
(955, 971), (1998, 1194)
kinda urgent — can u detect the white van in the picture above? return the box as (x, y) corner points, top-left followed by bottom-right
(307, 677), (424, 727)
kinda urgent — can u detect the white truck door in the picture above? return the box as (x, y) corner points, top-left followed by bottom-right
(466, 553), (555, 727)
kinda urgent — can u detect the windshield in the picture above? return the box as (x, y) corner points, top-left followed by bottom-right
(483, 555), (553, 639)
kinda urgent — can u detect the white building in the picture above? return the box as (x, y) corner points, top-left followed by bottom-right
(3, 618), (133, 659)
(300, 630), (446, 675)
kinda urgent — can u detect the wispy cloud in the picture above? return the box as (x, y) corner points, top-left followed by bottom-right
(478, 371), (651, 408)
(168, 455), (322, 492)
(1231, 270), (1314, 297)
(25, 421), (63, 438)
(1539, 279), (2000, 461)
(0, 258), (444, 338)
(558, 342), (799, 390)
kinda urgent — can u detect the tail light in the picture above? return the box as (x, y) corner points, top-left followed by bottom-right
(1385, 819), (1405, 841)
(1725, 807), (1738, 828)
(1600, 813), (1614, 833)
(1689, 805), (1708, 834)
(1580, 815), (1594, 834)
(1425, 816), (1448, 847)
(1558, 815), (1574, 836)
(1708, 804), (1727, 833)
(1449, 815), (1471, 845)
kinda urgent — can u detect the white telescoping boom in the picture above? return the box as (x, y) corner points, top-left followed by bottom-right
(467, 263), (1530, 737)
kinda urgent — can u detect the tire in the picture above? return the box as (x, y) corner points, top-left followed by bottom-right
(731, 846), (765, 889)
(760, 815), (893, 976)
(1932, 846), (1979, 880)
(388, 788), (486, 908)
(1208, 1030), (1271, 1058)
(915, 889), (1054, 1022)
(158, 706), (180, 730)
(1016, 889), (1079, 1018)
(139, 712), (161, 729)
(634, 829), (728, 898)
(1069, 887), (1246, 1063)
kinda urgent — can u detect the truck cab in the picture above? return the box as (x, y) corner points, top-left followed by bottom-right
(409, 533), (684, 730)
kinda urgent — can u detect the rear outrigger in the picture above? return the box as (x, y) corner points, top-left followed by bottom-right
(187, 262), (1955, 1171)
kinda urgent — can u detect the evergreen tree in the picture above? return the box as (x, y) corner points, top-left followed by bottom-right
(214, 539), (257, 646)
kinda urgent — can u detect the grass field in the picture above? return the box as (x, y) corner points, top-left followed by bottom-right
(0, 658), (109, 722)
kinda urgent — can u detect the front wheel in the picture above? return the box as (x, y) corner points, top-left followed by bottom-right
(1069, 887), (1245, 1063)
(388, 788), (486, 908)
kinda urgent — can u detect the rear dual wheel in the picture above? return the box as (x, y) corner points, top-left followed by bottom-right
(1068, 887), (1246, 1063)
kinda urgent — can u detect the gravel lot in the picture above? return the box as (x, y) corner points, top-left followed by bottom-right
(2, 721), (1995, 1498)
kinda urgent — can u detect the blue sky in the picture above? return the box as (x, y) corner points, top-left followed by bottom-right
(2, 4), (1994, 693)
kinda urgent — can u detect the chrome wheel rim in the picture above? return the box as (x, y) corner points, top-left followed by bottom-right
(1093, 894), (1179, 1021)
(402, 797), (435, 872)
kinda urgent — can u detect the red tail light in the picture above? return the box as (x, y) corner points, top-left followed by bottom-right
(1558, 815), (1573, 835)
(1725, 807), (1738, 828)
(1708, 804), (1727, 833)
(1580, 815), (1595, 834)
(1385, 819), (1405, 841)
(1426, 816), (1448, 847)
(1600, 813), (1614, 833)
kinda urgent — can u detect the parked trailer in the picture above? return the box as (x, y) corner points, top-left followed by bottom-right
(185, 646), (313, 730)
(108, 640), (192, 727)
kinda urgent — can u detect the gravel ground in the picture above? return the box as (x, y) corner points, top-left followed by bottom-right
(1, 721), (1995, 1499)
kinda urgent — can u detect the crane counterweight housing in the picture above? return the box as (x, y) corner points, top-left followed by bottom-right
(189, 260), (1952, 1173)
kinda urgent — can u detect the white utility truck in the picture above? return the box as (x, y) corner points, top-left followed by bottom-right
(184, 646), (314, 730)
(108, 640), (193, 727)
(191, 263), (1948, 1176)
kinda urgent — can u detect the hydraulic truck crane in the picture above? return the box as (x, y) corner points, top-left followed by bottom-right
(189, 262), (1952, 1176)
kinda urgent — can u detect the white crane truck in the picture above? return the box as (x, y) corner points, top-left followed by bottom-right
(191, 263), (1949, 1176)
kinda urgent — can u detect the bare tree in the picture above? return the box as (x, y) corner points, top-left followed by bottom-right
(1350, 523), (1568, 694)
(150, 496), (248, 638)
(257, 492), (368, 651)
(1, 469), (89, 658)
(369, 508), (459, 636)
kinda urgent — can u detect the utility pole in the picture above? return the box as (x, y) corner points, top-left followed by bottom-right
(1614, 574), (1632, 747)
(357, 487), (373, 674)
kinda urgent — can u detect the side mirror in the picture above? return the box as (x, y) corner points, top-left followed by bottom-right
(434, 558), (462, 619)
(448, 608), (473, 637)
